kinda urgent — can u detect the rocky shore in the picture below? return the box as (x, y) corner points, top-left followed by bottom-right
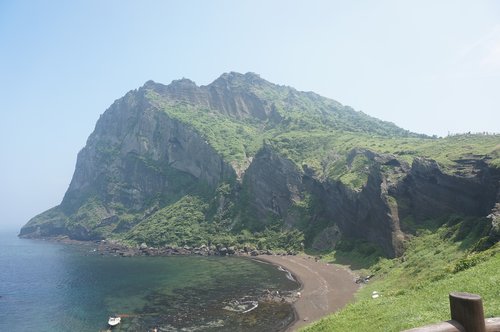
(97, 239), (360, 331)
(45, 235), (298, 258)
(95, 239), (298, 258)
(37, 236), (359, 331)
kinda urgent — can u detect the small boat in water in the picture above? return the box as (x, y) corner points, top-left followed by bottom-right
(223, 299), (259, 313)
(108, 316), (121, 327)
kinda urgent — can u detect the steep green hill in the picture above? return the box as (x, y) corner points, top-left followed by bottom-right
(20, 72), (500, 258)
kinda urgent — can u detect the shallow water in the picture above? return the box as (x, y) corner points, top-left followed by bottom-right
(0, 230), (298, 331)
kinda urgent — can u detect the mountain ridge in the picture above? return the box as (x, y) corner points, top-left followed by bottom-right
(143, 71), (424, 136)
(20, 72), (500, 257)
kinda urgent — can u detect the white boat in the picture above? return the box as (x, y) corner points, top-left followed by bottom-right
(108, 316), (121, 327)
(223, 299), (259, 313)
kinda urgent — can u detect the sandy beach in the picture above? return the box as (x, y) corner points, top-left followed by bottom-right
(254, 255), (360, 331)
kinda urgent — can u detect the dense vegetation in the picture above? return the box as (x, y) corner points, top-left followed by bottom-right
(302, 217), (500, 331)
(85, 77), (500, 250)
(143, 75), (499, 227)
(270, 131), (500, 180)
(22, 73), (499, 265)
(20, 74), (499, 332)
(145, 78), (455, 177)
(121, 194), (305, 252)
(147, 84), (499, 191)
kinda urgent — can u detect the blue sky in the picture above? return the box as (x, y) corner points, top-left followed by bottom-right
(1, 0), (499, 229)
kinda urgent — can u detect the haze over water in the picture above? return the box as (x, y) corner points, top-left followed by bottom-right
(0, 230), (298, 331)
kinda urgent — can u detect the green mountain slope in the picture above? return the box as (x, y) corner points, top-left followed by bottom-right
(20, 72), (500, 258)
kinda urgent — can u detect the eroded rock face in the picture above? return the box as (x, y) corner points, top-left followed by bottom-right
(21, 87), (236, 240)
(242, 145), (305, 226)
(18, 207), (67, 238)
(240, 147), (405, 256)
(144, 72), (280, 122)
(62, 88), (235, 214)
(307, 151), (406, 257)
(241, 147), (499, 257)
(19, 72), (500, 257)
(488, 201), (500, 241)
(392, 158), (499, 224)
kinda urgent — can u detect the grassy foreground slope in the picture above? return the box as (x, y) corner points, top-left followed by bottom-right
(303, 218), (500, 332)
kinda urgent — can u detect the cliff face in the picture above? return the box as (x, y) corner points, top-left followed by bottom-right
(241, 147), (500, 256)
(143, 72), (281, 122)
(63, 88), (235, 213)
(21, 86), (236, 240)
(241, 148), (404, 256)
(241, 145), (305, 226)
(20, 72), (500, 257)
(393, 158), (499, 223)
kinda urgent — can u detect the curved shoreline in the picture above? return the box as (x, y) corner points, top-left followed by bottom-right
(25, 236), (358, 330)
(254, 255), (360, 331)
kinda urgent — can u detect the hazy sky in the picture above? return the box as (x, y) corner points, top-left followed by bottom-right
(1, 0), (499, 229)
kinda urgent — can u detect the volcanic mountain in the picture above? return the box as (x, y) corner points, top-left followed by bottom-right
(20, 72), (500, 257)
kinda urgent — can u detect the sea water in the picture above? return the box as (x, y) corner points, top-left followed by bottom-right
(0, 230), (298, 331)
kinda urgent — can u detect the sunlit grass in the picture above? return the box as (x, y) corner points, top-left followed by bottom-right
(302, 221), (500, 332)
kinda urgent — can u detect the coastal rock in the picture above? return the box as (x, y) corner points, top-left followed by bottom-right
(19, 72), (500, 258)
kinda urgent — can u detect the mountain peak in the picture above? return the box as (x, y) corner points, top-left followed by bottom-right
(169, 77), (197, 88)
(143, 80), (159, 89)
(209, 71), (268, 89)
(20, 71), (499, 261)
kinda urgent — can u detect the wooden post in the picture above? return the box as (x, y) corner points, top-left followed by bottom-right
(449, 292), (486, 332)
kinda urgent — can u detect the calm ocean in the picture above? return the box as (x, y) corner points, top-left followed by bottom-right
(0, 230), (298, 331)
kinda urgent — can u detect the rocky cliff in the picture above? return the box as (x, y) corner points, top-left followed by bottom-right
(20, 72), (500, 257)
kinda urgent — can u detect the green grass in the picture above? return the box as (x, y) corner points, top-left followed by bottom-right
(124, 195), (209, 247)
(302, 221), (500, 332)
(270, 131), (500, 184)
(121, 193), (305, 251)
(314, 239), (385, 272)
(146, 86), (499, 190)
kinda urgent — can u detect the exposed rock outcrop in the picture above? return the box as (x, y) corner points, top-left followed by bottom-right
(242, 145), (305, 227)
(241, 147), (499, 257)
(19, 72), (500, 257)
(392, 158), (498, 222)
(21, 86), (236, 240)
(144, 72), (281, 122)
(63, 88), (235, 213)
